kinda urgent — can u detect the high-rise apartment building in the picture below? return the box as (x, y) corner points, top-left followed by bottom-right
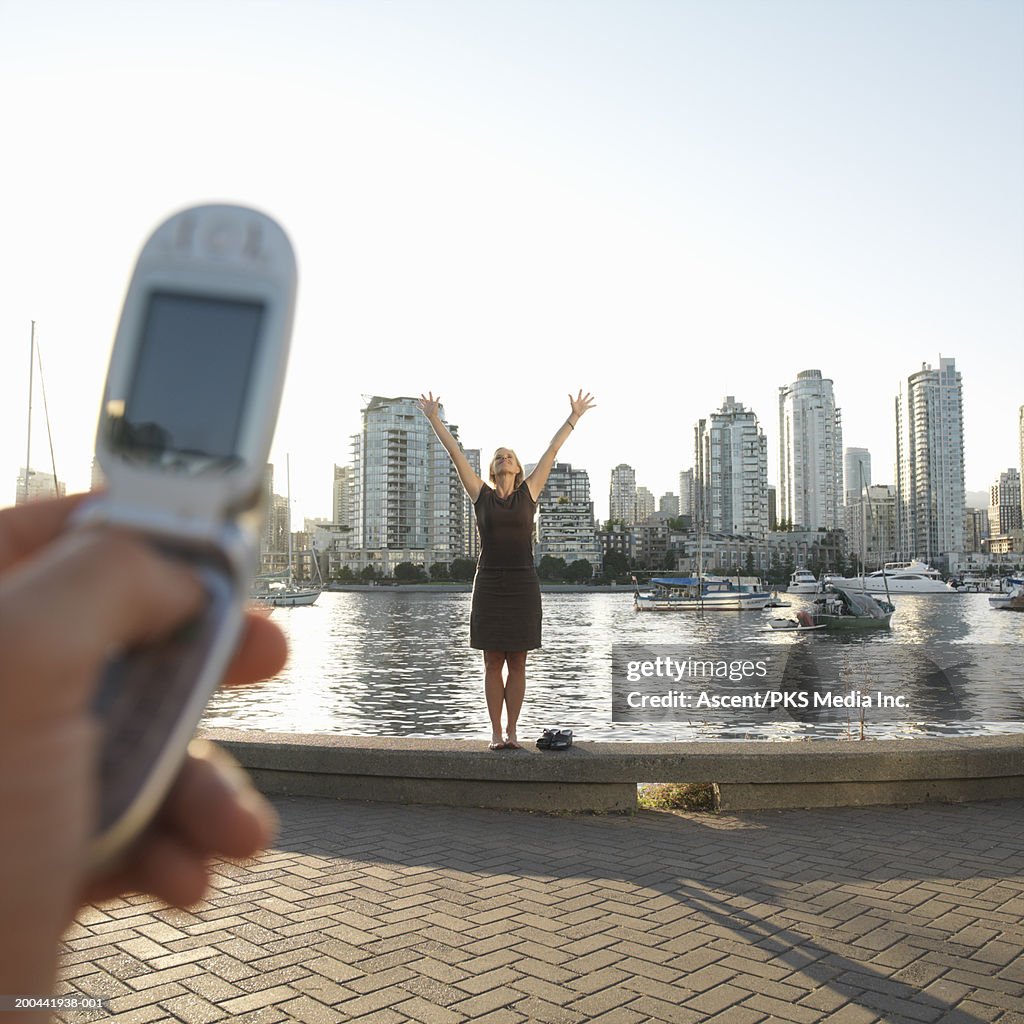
(843, 447), (871, 506)
(964, 508), (990, 554)
(635, 486), (656, 524)
(259, 463), (290, 574)
(1019, 406), (1024, 520)
(463, 448), (481, 562)
(842, 447), (872, 549)
(778, 369), (843, 530)
(847, 484), (897, 568)
(333, 464), (355, 531)
(895, 357), (966, 562)
(989, 469), (1023, 536)
(609, 464), (637, 525)
(14, 468), (65, 505)
(695, 397), (768, 539)
(350, 395), (468, 564)
(534, 462), (602, 571)
(678, 469), (695, 519)
(659, 493), (679, 517)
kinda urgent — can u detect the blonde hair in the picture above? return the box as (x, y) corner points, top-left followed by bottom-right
(489, 448), (524, 488)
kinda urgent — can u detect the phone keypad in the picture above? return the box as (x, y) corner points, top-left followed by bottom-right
(93, 561), (235, 842)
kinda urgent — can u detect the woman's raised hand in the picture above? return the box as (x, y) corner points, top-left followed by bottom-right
(569, 390), (596, 422)
(418, 392), (442, 420)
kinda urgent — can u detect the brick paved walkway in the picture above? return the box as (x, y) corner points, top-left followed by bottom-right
(57, 797), (1024, 1023)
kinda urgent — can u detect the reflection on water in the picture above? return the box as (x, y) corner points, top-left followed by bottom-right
(202, 591), (1024, 742)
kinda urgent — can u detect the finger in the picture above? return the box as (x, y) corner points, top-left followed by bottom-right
(81, 743), (277, 907)
(0, 493), (90, 572)
(223, 613), (288, 686)
(0, 530), (204, 720)
(159, 740), (278, 858)
(98, 832), (212, 908)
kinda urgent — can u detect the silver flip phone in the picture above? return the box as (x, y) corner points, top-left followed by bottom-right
(77, 203), (297, 869)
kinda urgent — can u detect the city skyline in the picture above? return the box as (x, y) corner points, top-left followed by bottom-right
(293, 390), (1015, 579)
(10, 372), (1018, 530)
(1, 1), (1021, 525)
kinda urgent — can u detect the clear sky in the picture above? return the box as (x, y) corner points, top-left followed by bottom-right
(1, 0), (1021, 525)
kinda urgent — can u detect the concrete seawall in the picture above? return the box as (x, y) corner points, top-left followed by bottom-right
(200, 729), (1024, 813)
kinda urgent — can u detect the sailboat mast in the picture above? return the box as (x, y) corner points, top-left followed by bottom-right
(22, 321), (36, 504)
(860, 464), (867, 585)
(286, 453), (293, 578)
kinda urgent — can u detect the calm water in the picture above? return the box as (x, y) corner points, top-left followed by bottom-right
(202, 590), (1024, 742)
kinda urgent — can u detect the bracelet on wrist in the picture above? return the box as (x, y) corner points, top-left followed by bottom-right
(567, 419), (576, 430)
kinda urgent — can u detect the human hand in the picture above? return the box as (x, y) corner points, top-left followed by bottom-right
(568, 389), (597, 422)
(417, 392), (442, 421)
(0, 496), (287, 1000)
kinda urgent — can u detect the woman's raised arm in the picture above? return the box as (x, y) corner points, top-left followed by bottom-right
(524, 390), (596, 502)
(418, 392), (485, 502)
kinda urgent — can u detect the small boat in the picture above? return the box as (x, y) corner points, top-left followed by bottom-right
(829, 560), (955, 595)
(810, 585), (894, 629)
(953, 572), (991, 593)
(767, 610), (824, 632)
(990, 582), (1024, 611)
(251, 453), (322, 608)
(252, 581), (321, 607)
(786, 568), (821, 594)
(769, 586), (894, 630)
(633, 576), (771, 611)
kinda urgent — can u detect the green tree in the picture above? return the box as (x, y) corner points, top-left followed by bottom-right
(565, 558), (593, 582)
(538, 555), (568, 581)
(601, 550), (630, 580)
(449, 558), (477, 582)
(359, 565), (378, 582)
(394, 561), (427, 582)
(429, 561), (450, 581)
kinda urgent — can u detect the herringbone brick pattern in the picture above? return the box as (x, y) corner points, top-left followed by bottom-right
(55, 798), (1024, 1022)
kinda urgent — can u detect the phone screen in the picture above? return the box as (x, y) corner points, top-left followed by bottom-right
(112, 291), (264, 463)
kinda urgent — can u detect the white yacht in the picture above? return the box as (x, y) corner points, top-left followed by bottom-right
(832, 560), (956, 595)
(786, 568), (820, 594)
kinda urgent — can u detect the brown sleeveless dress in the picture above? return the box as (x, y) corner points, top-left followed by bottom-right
(470, 483), (542, 651)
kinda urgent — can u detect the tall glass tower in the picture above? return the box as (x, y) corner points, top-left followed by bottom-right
(609, 464), (637, 525)
(695, 397), (768, 539)
(778, 369), (843, 530)
(895, 358), (966, 562)
(352, 396), (467, 562)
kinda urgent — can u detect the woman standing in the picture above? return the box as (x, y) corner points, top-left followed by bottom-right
(419, 391), (596, 750)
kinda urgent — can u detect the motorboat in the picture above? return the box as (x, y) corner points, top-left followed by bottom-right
(953, 572), (992, 593)
(634, 576), (771, 611)
(767, 611), (824, 632)
(990, 582), (1024, 611)
(768, 585), (894, 630)
(829, 560), (955, 595)
(786, 568), (820, 594)
(811, 586), (895, 627)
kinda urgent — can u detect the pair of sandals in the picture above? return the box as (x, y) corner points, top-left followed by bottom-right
(536, 728), (573, 751)
(488, 737), (523, 750)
